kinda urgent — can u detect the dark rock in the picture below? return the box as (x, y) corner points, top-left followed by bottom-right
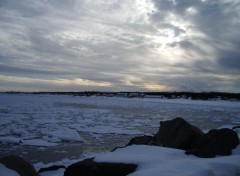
(153, 117), (203, 150)
(232, 126), (240, 130)
(126, 117), (239, 158)
(127, 135), (156, 146)
(38, 165), (66, 174)
(64, 157), (137, 176)
(186, 128), (240, 158)
(0, 155), (37, 176)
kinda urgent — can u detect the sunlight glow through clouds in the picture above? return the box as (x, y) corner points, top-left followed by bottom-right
(0, 75), (113, 91)
(59, 78), (113, 87)
(186, 7), (198, 15)
(143, 83), (174, 91)
(0, 0), (239, 92)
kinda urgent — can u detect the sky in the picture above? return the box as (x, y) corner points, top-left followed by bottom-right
(0, 0), (239, 92)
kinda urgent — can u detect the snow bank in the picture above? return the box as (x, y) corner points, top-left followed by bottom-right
(38, 168), (65, 176)
(0, 164), (19, 176)
(95, 145), (240, 176)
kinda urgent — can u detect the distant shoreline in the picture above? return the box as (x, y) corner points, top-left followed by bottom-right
(1, 91), (240, 101)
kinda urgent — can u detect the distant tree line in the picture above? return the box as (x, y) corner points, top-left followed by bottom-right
(3, 91), (240, 101)
(143, 92), (240, 100)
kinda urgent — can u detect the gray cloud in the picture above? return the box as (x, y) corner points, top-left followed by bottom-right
(151, 0), (240, 74)
(218, 50), (240, 70)
(0, 0), (239, 92)
(0, 63), (58, 76)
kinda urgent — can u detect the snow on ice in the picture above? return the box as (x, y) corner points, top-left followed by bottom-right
(0, 93), (240, 175)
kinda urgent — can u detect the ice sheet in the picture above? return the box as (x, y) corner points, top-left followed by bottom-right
(0, 94), (240, 176)
(0, 94), (239, 146)
(0, 93), (239, 165)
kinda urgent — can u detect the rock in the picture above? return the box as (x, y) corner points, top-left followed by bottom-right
(127, 117), (239, 158)
(0, 155), (37, 176)
(232, 126), (240, 130)
(186, 128), (240, 158)
(153, 117), (203, 150)
(127, 135), (156, 146)
(38, 165), (66, 174)
(64, 158), (137, 176)
(149, 118), (239, 158)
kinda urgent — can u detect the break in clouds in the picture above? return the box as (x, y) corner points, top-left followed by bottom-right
(0, 0), (239, 92)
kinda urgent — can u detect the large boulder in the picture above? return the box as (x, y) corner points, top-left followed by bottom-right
(127, 117), (239, 158)
(64, 158), (137, 176)
(0, 155), (37, 176)
(186, 128), (240, 158)
(153, 117), (203, 150)
(127, 135), (155, 146)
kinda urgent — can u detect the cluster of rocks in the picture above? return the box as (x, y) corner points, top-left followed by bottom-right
(1, 118), (239, 176)
(128, 117), (240, 158)
(0, 155), (137, 176)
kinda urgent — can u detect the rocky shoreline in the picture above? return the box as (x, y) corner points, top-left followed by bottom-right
(1, 118), (239, 176)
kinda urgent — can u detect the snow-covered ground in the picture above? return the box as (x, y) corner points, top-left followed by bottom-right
(95, 144), (240, 176)
(0, 93), (240, 175)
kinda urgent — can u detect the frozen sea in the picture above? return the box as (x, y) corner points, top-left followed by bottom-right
(0, 93), (240, 165)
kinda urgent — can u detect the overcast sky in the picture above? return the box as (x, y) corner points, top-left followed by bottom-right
(0, 0), (239, 92)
